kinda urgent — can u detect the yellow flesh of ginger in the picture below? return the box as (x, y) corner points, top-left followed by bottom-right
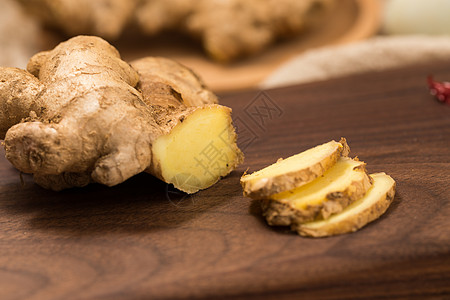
(272, 157), (366, 209)
(299, 173), (394, 230)
(241, 140), (342, 182)
(152, 106), (239, 193)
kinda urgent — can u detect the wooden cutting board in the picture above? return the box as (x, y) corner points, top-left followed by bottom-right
(0, 62), (449, 300)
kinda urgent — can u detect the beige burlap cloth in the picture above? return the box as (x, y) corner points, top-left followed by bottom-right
(261, 35), (450, 89)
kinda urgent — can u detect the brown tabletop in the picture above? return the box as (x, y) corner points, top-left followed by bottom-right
(0, 62), (449, 300)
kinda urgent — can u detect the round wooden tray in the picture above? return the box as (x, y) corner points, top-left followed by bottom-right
(116, 0), (382, 92)
(39, 0), (381, 92)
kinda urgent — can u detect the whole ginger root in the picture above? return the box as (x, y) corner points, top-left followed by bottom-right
(0, 36), (243, 192)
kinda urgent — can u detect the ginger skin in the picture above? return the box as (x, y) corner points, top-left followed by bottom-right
(0, 68), (44, 138)
(3, 36), (157, 189)
(0, 36), (242, 191)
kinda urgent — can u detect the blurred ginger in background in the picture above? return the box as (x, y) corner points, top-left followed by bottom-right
(11, 0), (334, 62)
(1, 0), (450, 90)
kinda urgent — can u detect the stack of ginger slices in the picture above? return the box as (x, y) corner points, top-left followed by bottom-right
(240, 138), (396, 237)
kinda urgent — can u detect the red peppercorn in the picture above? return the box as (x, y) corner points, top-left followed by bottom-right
(427, 76), (450, 104)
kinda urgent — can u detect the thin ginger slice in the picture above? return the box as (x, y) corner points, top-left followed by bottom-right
(240, 138), (349, 199)
(262, 157), (373, 225)
(295, 172), (396, 237)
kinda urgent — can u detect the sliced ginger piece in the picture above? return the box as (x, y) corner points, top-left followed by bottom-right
(295, 172), (396, 237)
(151, 104), (242, 193)
(262, 157), (373, 225)
(240, 138), (349, 199)
(132, 57), (243, 194)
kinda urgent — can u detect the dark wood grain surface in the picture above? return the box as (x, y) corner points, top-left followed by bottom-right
(1, 62), (449, 300)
